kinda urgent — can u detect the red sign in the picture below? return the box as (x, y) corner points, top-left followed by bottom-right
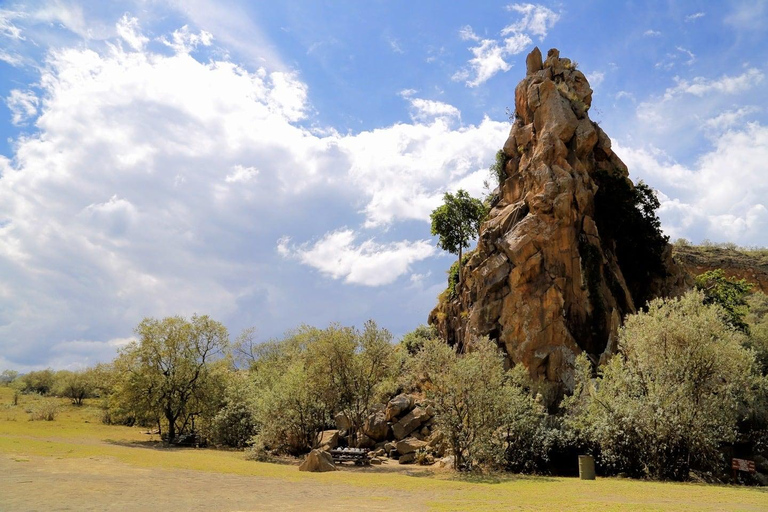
(731, 458), (756, 473)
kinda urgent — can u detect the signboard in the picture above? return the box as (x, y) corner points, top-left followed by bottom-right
(731, 458), (756, 474)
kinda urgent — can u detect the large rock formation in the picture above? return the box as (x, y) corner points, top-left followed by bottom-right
(430, 48), (687, 387)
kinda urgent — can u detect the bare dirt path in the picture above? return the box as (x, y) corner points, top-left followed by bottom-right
(0, 454), (433, 512)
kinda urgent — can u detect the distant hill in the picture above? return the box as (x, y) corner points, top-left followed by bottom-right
(672, 243), (768, 293)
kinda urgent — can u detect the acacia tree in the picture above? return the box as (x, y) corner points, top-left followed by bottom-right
(113, 315), (228, 442)
(430, 189), (487, 286)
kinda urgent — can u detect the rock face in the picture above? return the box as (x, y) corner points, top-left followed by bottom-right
(673, 244), (768, 294)
(430, 48), (687, 387)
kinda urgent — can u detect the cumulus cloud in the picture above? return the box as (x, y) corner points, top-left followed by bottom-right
(454, 3), (559, 87)
(615, 121), (768, 244)
(278, 230), (436, 286)
(643, 29), (661, 37)
(0, 15), (511, 368)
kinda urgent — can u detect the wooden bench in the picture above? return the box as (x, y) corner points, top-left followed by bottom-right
(330, 447), (370, 466)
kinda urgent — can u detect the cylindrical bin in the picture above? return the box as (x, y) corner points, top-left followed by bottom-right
(578, 455), (596, 480)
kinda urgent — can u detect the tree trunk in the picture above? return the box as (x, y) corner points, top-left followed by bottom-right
(166, 410), (176, 444)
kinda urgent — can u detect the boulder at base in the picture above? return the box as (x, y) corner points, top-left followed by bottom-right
(299, 449), (337, 472)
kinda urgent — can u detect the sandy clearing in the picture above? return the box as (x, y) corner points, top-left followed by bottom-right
(0, 454), (441, 512)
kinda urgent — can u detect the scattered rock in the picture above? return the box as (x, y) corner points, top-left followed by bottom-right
(396, 437), (428, 455)
(363, 411), (389, 442)
(393, 407), (428, 440)
(398, 452), (416, 465)
(299, 449), (337, 472)
(385, 394), (414, 421)
(334, 412), (352, 431)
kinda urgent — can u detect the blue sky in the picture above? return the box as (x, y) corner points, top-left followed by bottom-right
(0, 0), (767, 370)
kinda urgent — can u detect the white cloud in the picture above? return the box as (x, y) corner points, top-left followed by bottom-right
(116, 14), (148, 51)
(703, 106), (760, 131)
(0, 50), (25, 66)
(614, 121), (768, 244)
(675, 46), (696, 66)
(455, 3), (557, 87)
(0, 19), (512, 368)
(407, 98), (461, 123)
(225, 164), (259, 183)
(685, 12), (706, 22)
(503, 3), (560, 38)
(6, 89), (39, 125)
(586, 71), (605, 87)
(454, 39), (512, 87)
(458, 25), (480, 42)
(643, 29), (661, 37)
(665, 68), (763, 98)
(0, 9), (25, 40)
(725, 1), (767, 32)
(278, 229), (436, 286)
(160, 24), (214, 54)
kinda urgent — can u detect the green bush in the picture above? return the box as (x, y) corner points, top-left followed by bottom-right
(30, 397), (59, 421)
(410, 337), (549, 472)
(564, 291), (758, 480)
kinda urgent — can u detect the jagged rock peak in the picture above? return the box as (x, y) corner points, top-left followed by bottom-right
(429, 48), (686, 388)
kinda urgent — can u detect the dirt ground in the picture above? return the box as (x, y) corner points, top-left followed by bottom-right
(0, 454), (438, 512)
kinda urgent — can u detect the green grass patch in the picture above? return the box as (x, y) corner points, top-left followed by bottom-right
(1, 387), (766, 511)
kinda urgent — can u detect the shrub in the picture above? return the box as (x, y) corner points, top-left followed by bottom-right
(565, 291), (758, 480)
(205, 371), (258, 448)
(410, 337), (548, 472)
(30, 397), (59, 421)
(400, 324), (438, 355)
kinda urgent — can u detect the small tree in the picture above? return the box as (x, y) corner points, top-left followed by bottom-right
(411, 337), (545, 471)
(112, 314), (229, 443)
(53, 369), (95, 406)
(430, 189), (487, 287)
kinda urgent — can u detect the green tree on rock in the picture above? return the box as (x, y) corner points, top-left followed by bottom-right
(695, 269), (753, 332)
(430, 189), (487, 287)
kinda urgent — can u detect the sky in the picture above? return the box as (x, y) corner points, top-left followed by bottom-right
(0, 0), (767, 370)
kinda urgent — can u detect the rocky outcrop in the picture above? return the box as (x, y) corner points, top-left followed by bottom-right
(430, 48), (687, 387)
(673, 244), (768, 293)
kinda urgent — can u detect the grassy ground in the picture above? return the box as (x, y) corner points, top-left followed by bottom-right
(0, 387), (766, 511)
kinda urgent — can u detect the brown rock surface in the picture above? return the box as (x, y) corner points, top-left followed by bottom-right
(673, 244), (768, 293)
(298, 449), (337, 472)
(430, 47), (687, 387)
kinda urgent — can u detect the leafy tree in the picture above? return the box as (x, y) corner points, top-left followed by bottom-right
(0, 369), (18, 386)
(17, 369), (55, 395)
(53, 369), (96, 406)
(593, 174), (669, 307)
(565, 291), (757, 480)
(111, 315), (229, 443)
(410, 337), (546, 471)
(695, 269), (753, 332)
(746, 292), (768, 375)
(400, 324), (439, 355)
(430, 189), (487, 287)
